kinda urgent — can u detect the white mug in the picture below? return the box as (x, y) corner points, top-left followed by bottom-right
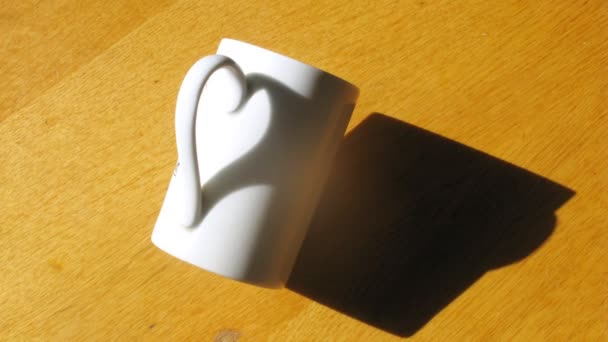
(151, 38), (359, 288)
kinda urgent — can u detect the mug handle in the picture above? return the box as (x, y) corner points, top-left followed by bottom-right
(173, 55), (247, 227)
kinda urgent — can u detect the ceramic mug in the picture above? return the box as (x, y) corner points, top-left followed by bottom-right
(151, 38), (359, 288)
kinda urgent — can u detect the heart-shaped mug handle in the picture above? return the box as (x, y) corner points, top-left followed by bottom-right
(173, 55), (247, 227)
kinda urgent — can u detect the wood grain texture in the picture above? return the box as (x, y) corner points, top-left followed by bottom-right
(0, 0), (605, 340)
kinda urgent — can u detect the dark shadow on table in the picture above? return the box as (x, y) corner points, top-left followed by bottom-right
(287, 113), (575, 337)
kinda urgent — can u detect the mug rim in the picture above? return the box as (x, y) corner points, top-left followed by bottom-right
(220, 38), (359, 93)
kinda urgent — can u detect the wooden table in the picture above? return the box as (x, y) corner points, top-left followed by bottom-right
(1, 1), (605, 340)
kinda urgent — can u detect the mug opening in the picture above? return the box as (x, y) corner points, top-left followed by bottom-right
(220, 38), (359, 94)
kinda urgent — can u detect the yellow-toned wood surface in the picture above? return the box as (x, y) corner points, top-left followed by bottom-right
(1, 1), (605, 340)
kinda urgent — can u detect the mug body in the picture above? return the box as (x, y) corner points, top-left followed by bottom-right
(152, 39), (358, 287)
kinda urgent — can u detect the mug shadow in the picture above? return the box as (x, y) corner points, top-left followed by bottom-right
(287, 113), (575, 337)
